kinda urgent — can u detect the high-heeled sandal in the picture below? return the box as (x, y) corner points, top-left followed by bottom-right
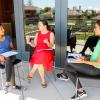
(41, 83), (47, 88)
(27, 74), (33, 80)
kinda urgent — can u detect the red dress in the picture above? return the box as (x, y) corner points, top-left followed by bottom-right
(30, 31), (54, 72)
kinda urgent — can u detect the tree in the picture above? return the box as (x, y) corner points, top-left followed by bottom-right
(91, 10), (96, 17)
(44, 7), (51, 12)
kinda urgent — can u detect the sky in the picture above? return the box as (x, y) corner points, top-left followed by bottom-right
(24, 0), (55, 8)
(68, 0), (100, 10)
(24, 0), (100, 10)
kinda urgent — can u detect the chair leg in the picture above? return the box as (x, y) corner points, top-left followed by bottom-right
(20, 62), (26, 81)
(27, 63), (31, 84)
(0, 69), (4, 89)
(16, 66), (25, 100)
(75, 77), (79, 97)
(52, 69), (56, 81)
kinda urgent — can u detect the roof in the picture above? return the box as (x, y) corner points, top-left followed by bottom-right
(24, 5), (41, 11)
(92, 15), (100, 20)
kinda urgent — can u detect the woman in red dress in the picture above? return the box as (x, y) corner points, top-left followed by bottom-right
(26, 20), (55, 88)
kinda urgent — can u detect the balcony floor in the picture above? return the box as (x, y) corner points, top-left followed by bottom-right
(0, 61), (100, 100)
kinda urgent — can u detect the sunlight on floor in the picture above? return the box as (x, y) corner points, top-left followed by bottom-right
(0, 90), (38, 100)
(26, 97), (38, 100)
(0, 90), (20, 100)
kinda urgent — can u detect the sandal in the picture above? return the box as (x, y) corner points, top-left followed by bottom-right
(4, 84), (10, 94)
(27, 74), (33, 80)
(41, 83), (47, 88)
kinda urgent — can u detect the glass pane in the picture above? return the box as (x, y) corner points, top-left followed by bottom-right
(23, 0), (55, 51)
(67, 0), (100, 54)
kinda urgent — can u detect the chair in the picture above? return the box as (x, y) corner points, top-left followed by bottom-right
(0, 58), (24, 89)
(27, 44), (56, 82)
(14, 59), (25, 81)
(0, 58), (25, 100)
(0, 64), (5, 89)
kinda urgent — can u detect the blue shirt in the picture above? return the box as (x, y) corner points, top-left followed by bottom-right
(0, 35), (12, 54)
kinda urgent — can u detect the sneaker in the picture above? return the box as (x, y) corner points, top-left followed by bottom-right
(3, 84), (10, 94)
(12, 85), (22, 90)
(57, 73), (69, 81)
(71, 90), (87, 100)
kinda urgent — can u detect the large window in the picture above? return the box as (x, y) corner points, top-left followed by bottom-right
(23, 0), (55, 50)
(67, 0), (100, 53)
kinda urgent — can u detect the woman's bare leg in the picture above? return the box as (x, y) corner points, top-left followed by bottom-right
(37, 64), (46, 84)
(28, 64), (38, 77)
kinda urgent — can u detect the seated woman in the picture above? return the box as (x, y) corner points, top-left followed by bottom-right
(26, 20), (55, 88)
(0, 24), (21, 93)
(57, 20), (100, 100)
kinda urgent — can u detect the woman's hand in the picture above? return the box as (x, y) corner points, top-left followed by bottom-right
(26, 35), (30, 44)
(44, 38), (49, 44)
(0, 55), (5, 63)
(44, 38), (53, 48)
(76, 57), (87, 63)
(26, 35), (36, 47)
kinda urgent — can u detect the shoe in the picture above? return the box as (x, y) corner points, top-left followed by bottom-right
(80, 52), (85, 56)
(41, 83), (47, 88)
(12, 85), (22, 90)
(3, 84), (10, 94)
(27, 74), (33, 80)
(57, 73), (69, 81)
(71, 90), (87, 100)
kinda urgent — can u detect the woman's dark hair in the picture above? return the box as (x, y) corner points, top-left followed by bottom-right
(39, 19), (49, 29)
(96, 20), (100, 26)
(0, 23), (2, 26)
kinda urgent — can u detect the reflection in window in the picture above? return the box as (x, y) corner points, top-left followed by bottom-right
(67, 0), (100, 53)
(23, 0), (55, 51)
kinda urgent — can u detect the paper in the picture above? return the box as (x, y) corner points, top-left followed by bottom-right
(67, 52), (82, 63)
(67, 58), (80, 63)
(68, 53), (82, 58)
(1, 51), (18, 57)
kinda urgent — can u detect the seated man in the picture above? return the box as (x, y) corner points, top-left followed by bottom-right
(0, 24), (21, 93)
(57, 20), (100, 100)
(80, 35), (100, 56)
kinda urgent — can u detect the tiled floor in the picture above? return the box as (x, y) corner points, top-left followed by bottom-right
(0, 61), (100, 100)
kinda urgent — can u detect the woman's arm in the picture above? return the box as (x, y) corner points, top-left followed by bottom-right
(76, 53), (100, 67)
(10, 41), (15, 49)
(26, 33), (38, 47)
(44, 32), (55, 48)
(33, 33), (38, 47)
(0, 55), (5, 63)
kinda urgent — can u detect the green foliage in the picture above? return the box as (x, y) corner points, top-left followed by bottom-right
(44, 7), (51, 12)
(76, 32), (94, 40)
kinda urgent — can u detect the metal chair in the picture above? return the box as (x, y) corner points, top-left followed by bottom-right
(0, 58), (24, 89)
(0, 64), (5, 89)
(14, 59), (25, 81)
(0, 58), (25, 100)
